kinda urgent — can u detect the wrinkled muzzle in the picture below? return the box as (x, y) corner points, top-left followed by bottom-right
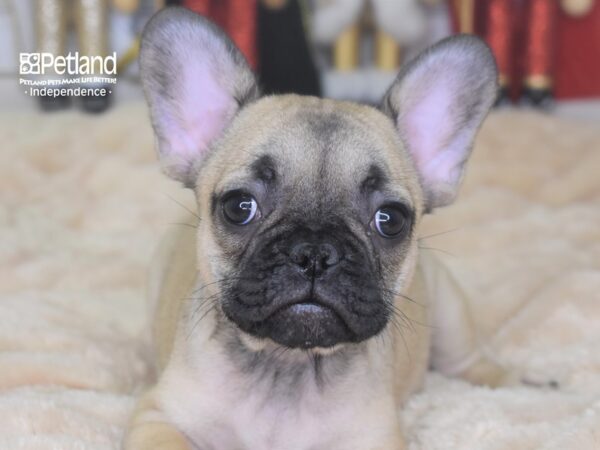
(222, 226), (390, 349)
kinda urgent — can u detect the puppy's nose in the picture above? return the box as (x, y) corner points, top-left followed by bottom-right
(289, 242), (340, 278)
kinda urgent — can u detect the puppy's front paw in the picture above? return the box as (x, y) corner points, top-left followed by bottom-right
(488, 365), (562, 390)
(515, 370), (561, 390)
(125, 390), (192, 450)
(459, 358), (561, 389)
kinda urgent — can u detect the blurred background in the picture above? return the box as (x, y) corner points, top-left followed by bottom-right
(1, 0), (599, 119)
(0, 3), (599, 447)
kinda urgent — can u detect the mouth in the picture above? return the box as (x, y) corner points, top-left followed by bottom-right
(286, 301), (328, 314)
(240, 298), (355, 350)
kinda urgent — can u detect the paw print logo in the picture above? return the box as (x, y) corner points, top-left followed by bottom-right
(20, 53), (41, 75)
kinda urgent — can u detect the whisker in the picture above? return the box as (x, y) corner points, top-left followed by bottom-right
(168, 222), (197, 229)
(388, 313), (411, 363)
(418, 228), (460, 241)
(379, 288), (426, 307)
(418, 245), (456, 258)
(375, 330), (389, 350)
(187, 299), (219, 340)
(189, 276), (252, 295)
(165, 194), (201, 220)
(389, 303), (435, 330)
(387, 305), (415, 335)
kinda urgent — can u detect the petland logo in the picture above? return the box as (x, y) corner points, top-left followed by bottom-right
(19, 52), (117, 99)
(20, 52), (117, 76)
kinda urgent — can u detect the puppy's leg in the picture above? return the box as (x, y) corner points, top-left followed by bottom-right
(425, 254), (559, 388)
(424, 254), (515, 387)
(124, 389), (191, 450)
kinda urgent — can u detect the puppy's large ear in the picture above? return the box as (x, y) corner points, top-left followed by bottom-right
(140, 7), (259, 186)
(382, 35), (497, 210)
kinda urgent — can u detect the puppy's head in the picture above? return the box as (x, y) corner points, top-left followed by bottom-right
(141, 8), (497, 350)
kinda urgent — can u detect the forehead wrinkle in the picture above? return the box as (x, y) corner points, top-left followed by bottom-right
(212, 157), (268, 195)
(250, 153), (277, 184)
(313, 114), (342, 212)
(380, 185), (414, 207)
(253, 120), (339, 223)
(360, 162), (414, 207)
(211, 98), (419, 205)
(290, 109), (410, 214)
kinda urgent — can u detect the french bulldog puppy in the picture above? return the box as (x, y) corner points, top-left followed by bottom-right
(125, 7), (503, 450)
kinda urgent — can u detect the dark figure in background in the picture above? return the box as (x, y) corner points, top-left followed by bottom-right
(257, 0), (321, 96)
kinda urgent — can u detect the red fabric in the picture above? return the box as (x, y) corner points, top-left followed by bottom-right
(182, 0), (258, 69)
(449, 0), (600, 99)
(225, 0), (258, 69)
(485, 0), (513, 81)
(479, 0), (556, 98)
(184, 0), (211, 16)
(524, 0), (557, 79)
(555, 3), (600, 99)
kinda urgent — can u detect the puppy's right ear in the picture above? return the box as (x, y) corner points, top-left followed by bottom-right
(140, 7), (259, 187)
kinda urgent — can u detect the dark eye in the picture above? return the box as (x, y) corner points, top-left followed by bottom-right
(373, 205), (410, 238)
(222, 191), (259, 225)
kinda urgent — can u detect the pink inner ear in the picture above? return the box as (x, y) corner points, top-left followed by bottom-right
(165, 61), (238, 162)
(401, 78), (463, 187)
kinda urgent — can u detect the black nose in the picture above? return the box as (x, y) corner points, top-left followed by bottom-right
(289, 242), (340, 278)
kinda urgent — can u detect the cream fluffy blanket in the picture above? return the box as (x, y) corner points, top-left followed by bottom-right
(1, 104), (599, 449)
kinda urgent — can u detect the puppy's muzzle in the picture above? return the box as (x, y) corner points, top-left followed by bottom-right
(223, 229), (388, 350)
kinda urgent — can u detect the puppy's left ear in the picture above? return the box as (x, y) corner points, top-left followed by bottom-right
(382, 35), (498, 210)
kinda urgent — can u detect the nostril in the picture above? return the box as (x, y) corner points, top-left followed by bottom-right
(289, 241), (341, 278)
(319, 243), (340, 268)
(297, 254), (312, 271)
(290, 243), (315, 271)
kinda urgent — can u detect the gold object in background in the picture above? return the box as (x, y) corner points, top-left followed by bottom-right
(560, 0), (595, 16)
(375, 30), (400, 71)
(76, 0), (108, 74)
(112, 0), (140, 13)
(117, 37), (140, 74)
(333, 25), (360, 71)
(498, 73), (509, 89)
(261, 0), (289, 9)
(524, 74), (552, 90)
(36, 0), (109, 76)
(453, 0), (474, 33)
(37, 0), (68, 62)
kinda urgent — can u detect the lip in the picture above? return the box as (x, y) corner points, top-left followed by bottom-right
(264, 298), (353, 349)
(264, 294), (359, 333)
(286, 302), (329, 314)
(269, 298), (345, 323)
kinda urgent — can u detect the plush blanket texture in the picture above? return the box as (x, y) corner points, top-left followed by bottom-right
(1, 103), (599, 449)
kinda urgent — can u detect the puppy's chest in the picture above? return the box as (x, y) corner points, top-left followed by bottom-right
(165, 366), (382, 450)
(211, 393), (339, 450)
